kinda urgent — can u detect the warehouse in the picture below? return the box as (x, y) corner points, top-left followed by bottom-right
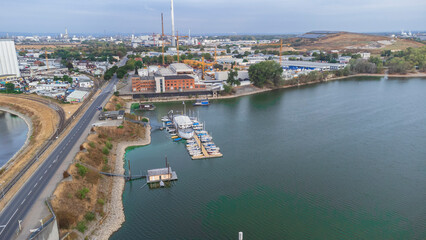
(281, 61), (346, 71)
(66, 90), (89, 103)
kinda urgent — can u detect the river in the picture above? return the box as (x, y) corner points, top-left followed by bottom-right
(0, 111), (29, 168)
(111, 77), (426, 239)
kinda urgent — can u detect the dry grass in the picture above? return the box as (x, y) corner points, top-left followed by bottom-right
(51, 119), (146, 235)
(62, 103), (82, 119)
(0, 95), (59, 197)
(104, 96), (125, 111)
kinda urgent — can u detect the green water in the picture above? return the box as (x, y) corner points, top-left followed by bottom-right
(111, 77), (426, 239)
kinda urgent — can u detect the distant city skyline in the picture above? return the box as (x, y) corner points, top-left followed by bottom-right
(1, 0), (425, 35)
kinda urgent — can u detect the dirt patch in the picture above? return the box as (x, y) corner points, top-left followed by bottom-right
(62, 103), (82, 119)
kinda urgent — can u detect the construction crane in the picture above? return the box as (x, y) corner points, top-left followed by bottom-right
(175, 31), (188, 63)
(251, 39), (291, 65)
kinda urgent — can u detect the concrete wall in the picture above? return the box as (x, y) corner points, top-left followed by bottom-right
(31, 218), (59, 240)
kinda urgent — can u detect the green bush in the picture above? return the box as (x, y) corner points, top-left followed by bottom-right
(88, 142), (95, 148)
(105, 141), (113, 149)
(142, 118), (149, 123)
(84, 212), (96, 221)
(102, 147), (110, 155)
(117, 125), (124, 129)
(103, 156), (108, 164)
(78, 187), (89, 199)
(115, 103), (122, 110)
(76, 221), (87, 233)
(75, 163), (88, 177)
(97, 198), (105, 205)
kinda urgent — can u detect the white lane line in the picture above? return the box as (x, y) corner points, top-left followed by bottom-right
(0, 208), (19, 236)
(49, 164), (52, 168)
(34, 182), (38, 187)
(44, 170), (47, 174)
(21, 199), (26, 205)
(28, 190), (32, 196)
(39, 176), (43, 180)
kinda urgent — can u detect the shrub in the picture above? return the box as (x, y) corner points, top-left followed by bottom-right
(102, 147), (110, 155)
(97, 198), (105, 205)
(103, 156), (108, 164)
(142, 118), (149, 123)
(117, 125), (124, 129)
(75, 163), (88, 177)
(76, 221), (87, 233)
(115, 103), (122, 110)
(78, 187), (89, 199)
(105, 141), (113, 149)
(84, 212), (96, 221)
(63, 171), (70, 179)
(88, 142), (96, 148)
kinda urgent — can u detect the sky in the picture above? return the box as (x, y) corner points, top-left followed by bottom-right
(1, 0), (425, 35)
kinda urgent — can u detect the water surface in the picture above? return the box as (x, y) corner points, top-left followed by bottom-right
(0, 111), (29, 167)
(112, 77), (426, 239)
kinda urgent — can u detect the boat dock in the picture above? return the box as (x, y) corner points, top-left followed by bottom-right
(146, 167), (178, 183)
(191, 133), (223, 159)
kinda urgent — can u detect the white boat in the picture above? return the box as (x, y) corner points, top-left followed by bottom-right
(173, 115), (194, 139)
(161, 116), (170, 122)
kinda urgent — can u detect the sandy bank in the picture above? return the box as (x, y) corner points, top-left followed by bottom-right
(91, 126), (151, 240)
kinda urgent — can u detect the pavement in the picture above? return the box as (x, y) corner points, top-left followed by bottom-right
(0, 57), (128, 240)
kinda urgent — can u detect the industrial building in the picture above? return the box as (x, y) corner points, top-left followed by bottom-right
(281, 60), (346, 71)
(66, 90), (89, 103)
(0, 40), (21, 79)
(132, 75), (206, 93)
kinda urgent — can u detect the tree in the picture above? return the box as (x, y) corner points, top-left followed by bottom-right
(116, 67), (127, 79)
(226, 69), (240, 86)
(66, 62), (74, 70)
(349, 59), (377, 74)
(248, 61), (283, 87)
(5, 83), (15, 93)
(135, 60), (143, 69)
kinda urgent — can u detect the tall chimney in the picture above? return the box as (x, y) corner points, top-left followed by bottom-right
(171, 0), (175, 46)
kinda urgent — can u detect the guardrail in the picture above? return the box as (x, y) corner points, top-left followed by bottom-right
(0, 78), (106, 202)
(28, 199), (56, 239)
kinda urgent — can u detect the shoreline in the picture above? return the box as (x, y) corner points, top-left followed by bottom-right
(0, 106), (33, 169)
(131, 72), (426, 104)
(91, 126), (151, 240)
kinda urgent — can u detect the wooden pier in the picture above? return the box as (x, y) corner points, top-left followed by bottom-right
(100, 172), (146, 181)
(191, 133), (223, 160)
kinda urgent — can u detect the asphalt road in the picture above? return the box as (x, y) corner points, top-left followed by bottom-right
(0, 63), (123, 239)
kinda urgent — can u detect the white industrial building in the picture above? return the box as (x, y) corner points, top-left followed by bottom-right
(0, 40), (20, 78)
(66, 90), (89, 103)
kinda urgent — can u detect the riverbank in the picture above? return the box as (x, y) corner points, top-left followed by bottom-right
(0, 107), (32, 168)
(129, 72), (426, 105)
(90, 126), (151, 240)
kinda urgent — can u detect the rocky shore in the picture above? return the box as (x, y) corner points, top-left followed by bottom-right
(91, 126), (151, 240)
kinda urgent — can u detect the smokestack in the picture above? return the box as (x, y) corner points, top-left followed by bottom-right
(171, 0), (175, 46)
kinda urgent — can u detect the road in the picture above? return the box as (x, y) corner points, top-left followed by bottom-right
(0, 57), (126, 239)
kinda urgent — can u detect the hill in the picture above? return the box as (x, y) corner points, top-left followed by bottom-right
(288, 31), (424, 53)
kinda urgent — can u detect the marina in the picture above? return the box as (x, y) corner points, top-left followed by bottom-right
(162, 110), (223, 159)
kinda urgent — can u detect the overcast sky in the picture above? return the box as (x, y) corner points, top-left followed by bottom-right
(1, 0), (425, 35)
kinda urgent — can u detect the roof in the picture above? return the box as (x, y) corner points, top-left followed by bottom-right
(67, 90), (88, 99)
(173, 115), (192, 126)
(164, 75), (194, 80)
(169, 63), (193, 73)
(281, 60), (345, 68)
(147, 167), (171, 176)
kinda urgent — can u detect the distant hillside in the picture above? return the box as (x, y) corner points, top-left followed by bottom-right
(288, 31), (424, 52)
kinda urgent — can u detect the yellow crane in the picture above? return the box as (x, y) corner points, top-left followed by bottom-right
(251, 39), (291, 65)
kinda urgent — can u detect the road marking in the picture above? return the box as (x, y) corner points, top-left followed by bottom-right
(34, 183), (38, 187)
(0, 208), (18, 236)
(39, 176), (43, 180)
(21, 199), (26, 205)
(49, 164), (52, 168)
(28, 190), (32, 196)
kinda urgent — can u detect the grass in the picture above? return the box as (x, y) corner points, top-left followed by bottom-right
(75, 163), (88, 177)
(77, 187), (89, 200)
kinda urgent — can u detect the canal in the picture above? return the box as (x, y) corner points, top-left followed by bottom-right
(0, 111), (29, 168)
(112, 77), (426, 239)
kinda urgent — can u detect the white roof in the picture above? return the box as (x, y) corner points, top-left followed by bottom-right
(170, 63), (193, 73)
(173, 115), (192, 126)
(67, 90), (89, 100)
